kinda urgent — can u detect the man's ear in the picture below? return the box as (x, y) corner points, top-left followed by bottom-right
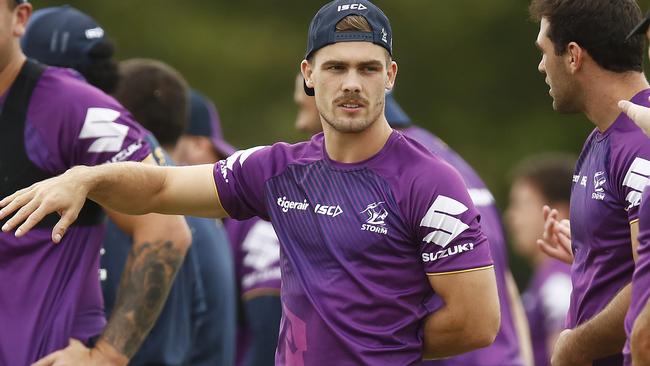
(301, 59), (315, 88)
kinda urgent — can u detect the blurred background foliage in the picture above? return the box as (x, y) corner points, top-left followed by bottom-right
(33, 0), (650, 286)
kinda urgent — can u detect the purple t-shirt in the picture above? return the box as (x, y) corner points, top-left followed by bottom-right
(624, 185), (650, 365)
(402, 126), (524, 366)
(0, 66), (151, 365)
(214, 131), (493, 366)
(568, 89), (650, 365)
(523, 260), (572, 366)
(225, 218), (281, 366)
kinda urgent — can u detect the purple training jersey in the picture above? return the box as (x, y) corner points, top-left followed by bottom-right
(624, 185), (650, 365)
(213, 131), (494, 366)
(0, 66), (151, 365)
(225, 218), (281, 366)
(568, 89), (650, 365)
(523, 260), (572, 366)
(401, 126), (524, 366)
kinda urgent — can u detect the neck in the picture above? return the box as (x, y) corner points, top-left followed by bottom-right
(582, 71), (649, 132)
(323, 115), (393, 163)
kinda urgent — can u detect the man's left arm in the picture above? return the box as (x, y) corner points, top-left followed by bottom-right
(550, 221), (639, 366)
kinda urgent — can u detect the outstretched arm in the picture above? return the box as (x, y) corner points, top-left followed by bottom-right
(0, 162), (225, 242)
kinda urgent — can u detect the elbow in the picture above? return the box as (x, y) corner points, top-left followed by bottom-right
(632, 321), (650, 364)
(467, 309), (500, 349)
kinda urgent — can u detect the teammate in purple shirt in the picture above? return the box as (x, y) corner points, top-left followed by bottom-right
(295, 75), (529, 365)
(1, 1), (501, 365)
(0, 2), (191, 365)
(176, 90), (281, 366)
(531, 0), (650, 365)
(614, 12), (650, 366)
(506, 154), (574, 366)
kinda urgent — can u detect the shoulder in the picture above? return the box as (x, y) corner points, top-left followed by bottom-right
(221, 134), (323, 180)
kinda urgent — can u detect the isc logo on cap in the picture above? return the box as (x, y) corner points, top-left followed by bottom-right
(338, 3), (367, 12)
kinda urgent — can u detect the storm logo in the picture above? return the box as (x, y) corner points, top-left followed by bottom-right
(360, 202), (388, 225)
(594, 171), (606, 193)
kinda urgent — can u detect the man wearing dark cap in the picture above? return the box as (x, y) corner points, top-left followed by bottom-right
(1, 1), (501, 364)
(0, 1), (190, 366)
(176, 91), (282, 366)
(293, 75), (532, 366)
(530, 0), (650, 365)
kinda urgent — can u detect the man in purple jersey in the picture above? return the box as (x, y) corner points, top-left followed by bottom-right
(0, 1), (501, 365)
(530, 0), (650, 365)
(506, 154), (574, 366)
(176, 90), (282, 366)
(0, 1), (191, 365)
(293, 76), (530, 365)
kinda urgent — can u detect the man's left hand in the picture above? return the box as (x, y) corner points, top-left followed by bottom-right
(31, 339), (128, 366)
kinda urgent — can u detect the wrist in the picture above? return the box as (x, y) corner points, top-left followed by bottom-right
(92, 339), (129, 366)
(68, 165), (95, 195)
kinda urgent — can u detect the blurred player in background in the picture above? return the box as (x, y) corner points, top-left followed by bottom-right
(530, 0), (650, 364)
(22, 7), (237, 365)
(1, 1), (501, 364)
(295, 76), (532, 366)
(176, 90), (282, 366)
(1, 2), (191, 365)
(107, 59), (237, 366)
(505, 154), (574, 366)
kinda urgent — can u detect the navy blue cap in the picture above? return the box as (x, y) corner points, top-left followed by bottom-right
(15, 0), (28, 3)
(627, 10), (650, 41)
(187, 90), (236, 157)
(385, 91), (411, 127)
(304, 0), (392, 96)
(21, 5), (106, 67)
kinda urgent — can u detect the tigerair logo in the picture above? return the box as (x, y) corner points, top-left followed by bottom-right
(360, 202), (388, 235)
(337, 3), (367, 11)
(277, 197), (309, 213)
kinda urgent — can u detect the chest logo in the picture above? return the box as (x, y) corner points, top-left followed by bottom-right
(360, 202), (388, 235)
(592, 171), (606, 201)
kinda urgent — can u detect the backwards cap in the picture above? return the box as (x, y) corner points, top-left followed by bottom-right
(304, 0), (392, 96)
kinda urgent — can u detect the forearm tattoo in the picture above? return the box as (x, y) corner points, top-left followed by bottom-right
(100, 240), (183, 357)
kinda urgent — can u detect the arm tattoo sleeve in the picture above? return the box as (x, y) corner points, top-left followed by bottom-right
(100, 240), (184, 357)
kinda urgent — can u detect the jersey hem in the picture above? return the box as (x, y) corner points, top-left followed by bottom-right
(426, 265), (494, 276)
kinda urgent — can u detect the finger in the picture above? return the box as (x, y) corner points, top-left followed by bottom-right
(2, 195), (41, 234)
(15, 204), (54, 238)
(0, 189), (37, 225)
(556, 232), (573, 255)
(542, 205), (551, 220)
(618, 100), (642, 119)
(0, 186), (32, 208)
(560, 219), (570, 230)
(31, 351), (59, 366)
(557, 220), (571, 237)
(51, 209), (79, 244)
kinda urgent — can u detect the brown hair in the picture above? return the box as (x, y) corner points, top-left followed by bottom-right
(529, 0), (643, 73)
(113, 59), (189, 147)
(510, 153), (576, 205)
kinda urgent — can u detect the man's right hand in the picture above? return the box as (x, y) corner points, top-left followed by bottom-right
(0, 166), (90, 243)
(537, 205), (573, 264)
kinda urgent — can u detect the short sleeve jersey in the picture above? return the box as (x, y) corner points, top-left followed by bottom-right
(624, 185), (650, 365)
(213, 131), (493, 366)
(0, 66), (151, 366)
(401, 126), (523, 366)
(568, 89), (650, 365)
